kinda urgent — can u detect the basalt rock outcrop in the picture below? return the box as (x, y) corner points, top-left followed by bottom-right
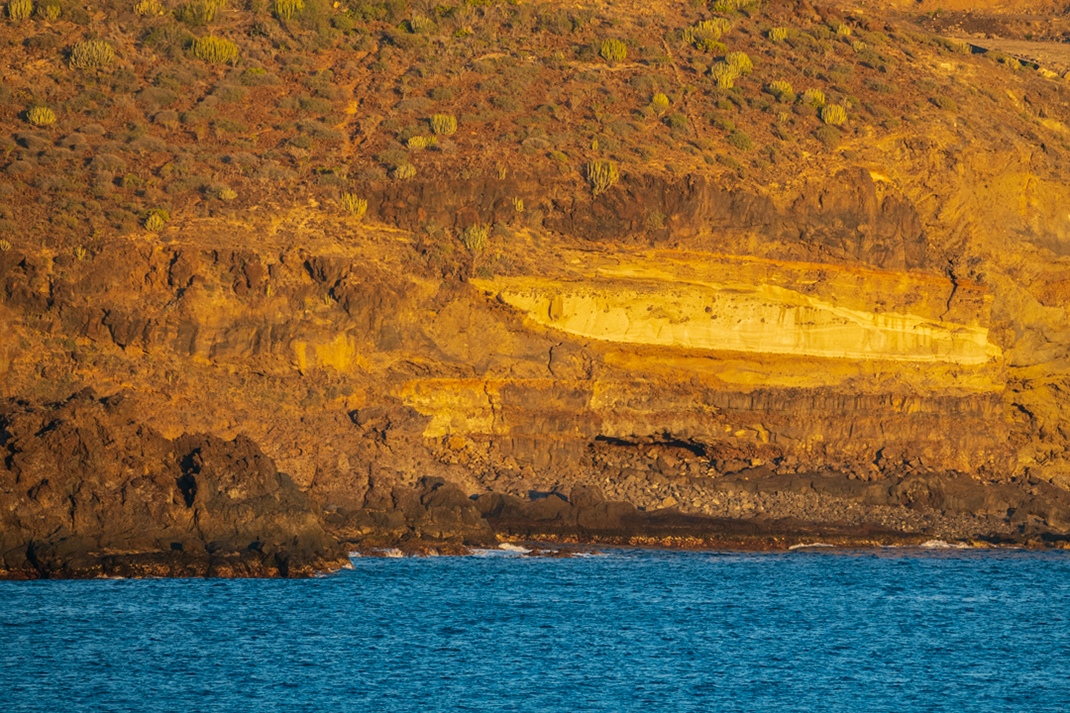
(0, 390), (348, 578)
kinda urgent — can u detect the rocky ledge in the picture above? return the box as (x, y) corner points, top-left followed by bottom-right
(3, 392), (1069, 579)
(0, 391), (348, 579)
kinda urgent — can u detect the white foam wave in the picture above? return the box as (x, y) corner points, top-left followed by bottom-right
(919, 539), (968, 549)
(788, 542), (835, 550)
(498, 543), (533, 554)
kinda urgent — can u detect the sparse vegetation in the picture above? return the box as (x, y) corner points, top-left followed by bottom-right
(430, 114), (457, 136)
(726, 51), (753, 75)
(407, 14), (434, 33)
(815, 125), (841, 148)
(26, 106), (56, 127)
(69, 40), (116, 70)
(461, 224), (489, 252)
(407, 135), (437, 150)
(710, 0), (759, 12)
(727, 130), (752, 150)
(0, 0), (1059, 259)
(767, 80), (794, 102)
(651, 92), (670, 116)
(36, 0), (59, 20)
(600, 39), (627, 63)
(175, 0), (227, 25)
(340, 193), (367, 218)
(273, 0), (303, 21)
(821, 104), (847, 126)
(191, 35), (239, 64)
(802, 88), (826, 108)
(134, 0), (164, 15)
(684, 19), (731, 51)
(6, 0), (31, 20)
(937, 37), (971, 54)
(586, 159), (619, 196)
(144, 208), (169, 231)
(931, 96), (958, 112)
(710, 62), (740, 89)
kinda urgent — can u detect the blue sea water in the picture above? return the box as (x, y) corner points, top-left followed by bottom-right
(2, 548), (1069, 712)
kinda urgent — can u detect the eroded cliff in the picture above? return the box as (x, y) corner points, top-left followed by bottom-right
(4, 0), (1070, 572)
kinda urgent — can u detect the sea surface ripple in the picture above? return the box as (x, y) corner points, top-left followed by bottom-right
(2, 549), (1069, 712)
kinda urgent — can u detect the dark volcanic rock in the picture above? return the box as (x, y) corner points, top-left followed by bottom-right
(331, 476), (496, 551)
(0, 390), (348, 579)
(474, 488), (922, 549)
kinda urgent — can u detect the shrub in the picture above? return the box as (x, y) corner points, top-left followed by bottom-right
(512, 196), (524, 213)
(767, 80), (794, 102)
(406, 135), (436, 150)
(340, 193), (367, 217)
(936, 37), (971, 54)
(600, 39), (627, 63)
(989, 51), (1021, 70)
(931, 95), (958, 112)
(0, 239), (10, 252)
(192, 35), (239, 64)
(726, 130), (751, 150)
(664, 113), (689, 131)
(274, 0), (303, 20)
(651, 92), (669, 116)
(407, 13), (434, 33)
(175, 0), (227, 25)
(70, 40), (116, 70)
(815, 125), (840, 147)
(144, 208), (169, 231)
(155, 110), (180, 128)
(696, 38), (727, 54)
(393, 163), (416, 180)
(802, 88), (826, 107)
(835, 23), (852, 37)
(217, 186), (237, 200)
(36, 0), (59, 20)
(7, 0), (31, 20)
(461, 224), (488, 252)
(586, 159), (619, 196)
(134, 0), (164, 15)
(710, 62), (740, 89)
(726, 51), (753, 75)
(429, 113), (457, 135)
(684, 18), (731, 48)
(710, 0), (759, 11)
(26, 106), (56, 127)
(821, 104), (847, 126)
(769, 27), (788, 42)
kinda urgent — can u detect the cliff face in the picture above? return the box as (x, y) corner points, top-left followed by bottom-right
(3, 159), (1070, 560)
(4, 0), (1070, 570)
(0, 391), (349, 578)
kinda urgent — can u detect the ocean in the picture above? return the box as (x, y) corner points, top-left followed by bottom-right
(2, 548), (1069, 712)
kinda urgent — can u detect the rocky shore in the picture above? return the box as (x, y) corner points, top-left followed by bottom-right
(0, 391), (349, 579)
(3, 392), (1067, 579)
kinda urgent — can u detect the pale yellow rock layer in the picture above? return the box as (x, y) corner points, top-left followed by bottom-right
(475, 275), (999, 365)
